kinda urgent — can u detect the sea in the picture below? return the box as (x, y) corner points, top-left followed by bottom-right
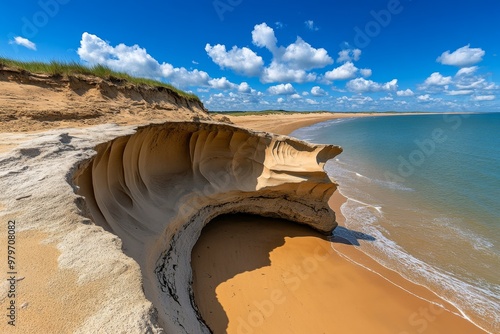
(291, 113), (500, 333)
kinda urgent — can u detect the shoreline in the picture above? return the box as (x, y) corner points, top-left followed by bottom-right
(191, 112), (489, 333)
(226, 111), (473, 135)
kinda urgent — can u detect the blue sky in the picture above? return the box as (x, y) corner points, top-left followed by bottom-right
(1, 0), (499, 112)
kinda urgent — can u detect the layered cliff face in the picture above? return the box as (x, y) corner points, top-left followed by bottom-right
(74, 121), (342, 333)
(0, 67), (209, 132)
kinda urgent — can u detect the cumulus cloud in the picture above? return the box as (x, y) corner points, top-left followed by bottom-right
(446, 90), (473, 96)
(311, 86), (327, 96)
(277, 97), (284, 103)
(325, 62), (358, 81)
(337, 49), (361, 62)
(472, 95), (495, 101)
(397, 89), (415, 97)
(305, 98), (319, 105)
(238, 82), (252, 93)
(455, 78), (486, 90)
(346, 78), (398, 93)
(207, 23), (333, 83)
(9, 36), (36, 50)
(78, 32), (210, 88)
(261, 62), (317, 83)
(208, 77), (236, 90)
(205, 44), (264, 76)
(251, 22), (333, 82)
(456, 66), (478, 76)
(267, 83), (296, 95)
(437, 45), (485, 67)
(423, 72), (453, 86)
(304, 20), (319, 31)
(281, 37), (333, 70)
(290, 93), (302, 99)
(417, 94), (440, 102)
(359, 68), (372, 78)
(252, 23), (278, 51)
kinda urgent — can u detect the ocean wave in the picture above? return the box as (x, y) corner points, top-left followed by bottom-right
(339, 197), (500, 333)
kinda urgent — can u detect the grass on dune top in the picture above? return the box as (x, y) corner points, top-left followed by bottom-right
(0, 57), (200, 102)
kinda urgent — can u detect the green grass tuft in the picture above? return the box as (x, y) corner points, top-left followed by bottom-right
(0, 57), (200, 102)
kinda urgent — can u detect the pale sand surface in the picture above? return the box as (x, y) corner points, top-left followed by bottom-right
(191, 114), (487, 334)
(0, 229), (105, 333)
(228, 112), (433, 135)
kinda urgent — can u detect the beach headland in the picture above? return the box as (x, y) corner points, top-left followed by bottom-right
(0, 64), (488, 333)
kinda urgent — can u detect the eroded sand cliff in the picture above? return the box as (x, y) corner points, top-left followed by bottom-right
(73, 122), (342, 333)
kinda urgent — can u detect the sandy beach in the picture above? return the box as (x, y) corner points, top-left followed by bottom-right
(191, 114), (488, 334)
(0, 66), (487, 333)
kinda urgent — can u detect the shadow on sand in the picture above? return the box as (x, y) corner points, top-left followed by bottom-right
(191, 213), (375, 333)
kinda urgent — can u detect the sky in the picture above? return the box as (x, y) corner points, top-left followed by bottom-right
(1, 0), (499, 112)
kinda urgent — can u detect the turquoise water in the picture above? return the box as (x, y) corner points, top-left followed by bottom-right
(292, 113), (500, 333)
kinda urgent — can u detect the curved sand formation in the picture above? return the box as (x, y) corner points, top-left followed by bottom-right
(74, 121), (342, 333)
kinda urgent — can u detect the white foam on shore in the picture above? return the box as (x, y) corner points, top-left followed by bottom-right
(333, 187), (499, 334)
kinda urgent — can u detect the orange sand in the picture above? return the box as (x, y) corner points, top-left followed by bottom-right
(191, 115), (487, 334)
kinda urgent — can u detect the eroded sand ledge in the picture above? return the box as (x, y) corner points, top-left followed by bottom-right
(73, 121), (341, 333)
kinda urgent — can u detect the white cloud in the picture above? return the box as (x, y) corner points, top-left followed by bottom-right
(397, 89), (415, 97)
(252, 23), (278, 51)
(346, 78), (398, 93)
(9, 36), (36, 50)
(290, 93), (302, 99)
(437, 45), (485, 67)
(304, 20), (319, 31)
(337, 49), (361, 62)
(250, 22), (333, 83)
(380, 96), (394, 101)
(238, 82), (252, 93)
(446, 90), (473, 96)
(78, 32), (209, 88)
(417, 94), (441, 102)
(360, 68), (372, 78)
(277, 97), (284, 103)
(205, 44), (264, 76)
(311, 86), (327, 96)
(325, 62), (358, 81)
(456, 78), (486, 90)
(305, 98), (319, 105)
(281, 37), (333, 70)
(423, 72), (453, 86)
(275, 22), (284, 29)
(472, 95), (495, 101)
(302, 92), (309, 96)
(208, 77), (236, 90)
(261, 62), (316, 83)
(268, 83), (296, 95)
(337, 96), (374, 104)
(456, 66), (478, 76)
